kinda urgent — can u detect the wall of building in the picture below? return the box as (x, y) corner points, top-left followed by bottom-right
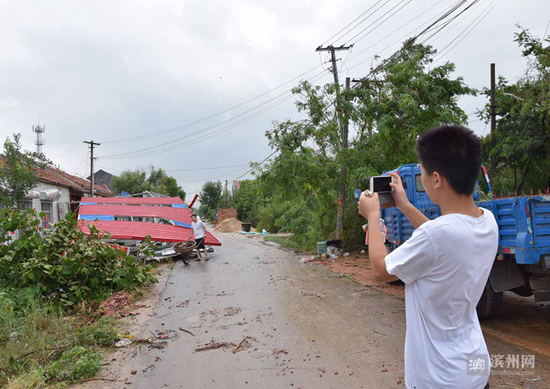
(30, 182), (71, 226)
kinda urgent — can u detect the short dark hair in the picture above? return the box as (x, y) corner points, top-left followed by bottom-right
(191, 214), (197, 218)
(415, 124), (481, 195)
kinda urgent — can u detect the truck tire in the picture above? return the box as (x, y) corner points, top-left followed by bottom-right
(530, 275), (550, 291)
(477, 279), (503, 319)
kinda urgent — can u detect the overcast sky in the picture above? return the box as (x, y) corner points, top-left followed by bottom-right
(1, 0), (548, 199)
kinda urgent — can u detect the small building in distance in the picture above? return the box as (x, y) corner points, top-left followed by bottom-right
(88, 169), (114, 191)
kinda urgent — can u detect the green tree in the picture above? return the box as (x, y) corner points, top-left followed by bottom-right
(480, 26), (550, 194)
(253, 40), (474, 248)
(198, 181), (223, 221)
(111, 167), (186, 200)
(0, 134), (47, 207)
(147, 167), (186, 200)
(111, 169), (148, 195)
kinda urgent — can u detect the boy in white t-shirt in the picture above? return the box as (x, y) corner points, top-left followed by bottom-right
(359, 125), (498, 389)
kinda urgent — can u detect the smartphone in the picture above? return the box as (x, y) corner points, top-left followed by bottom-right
(370, 176), (392, 193)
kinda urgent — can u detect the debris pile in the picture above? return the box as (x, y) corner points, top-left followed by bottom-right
(214, 218), (244, 233)
(217, 208), (238, 224)
(93, 291), (147, 320)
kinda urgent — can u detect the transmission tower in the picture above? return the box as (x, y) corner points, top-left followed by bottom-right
(32, 123), (46, 154)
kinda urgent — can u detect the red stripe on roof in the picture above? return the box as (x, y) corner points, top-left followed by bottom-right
(81, 196), (184, 205)
(78, 220), (221, 246)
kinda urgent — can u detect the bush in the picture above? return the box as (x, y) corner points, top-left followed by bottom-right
(0, 208), (157, 308)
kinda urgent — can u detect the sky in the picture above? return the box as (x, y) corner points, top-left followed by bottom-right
(0, 0), (548, 200)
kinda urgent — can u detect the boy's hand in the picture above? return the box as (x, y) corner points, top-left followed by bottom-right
(358, 190), (380, 220)
(389, 172), (410, 212)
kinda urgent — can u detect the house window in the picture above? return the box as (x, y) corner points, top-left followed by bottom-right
(41, 201), (53, 229)
(115, 216), (131, 222)
(20, 200), (33, 211)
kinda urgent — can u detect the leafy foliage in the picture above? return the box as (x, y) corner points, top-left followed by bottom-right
(0, 134), (48, 207)
(111, 166), (186, 200)
(480, 26), (550, 193)
(0, 208), (157, 308)
(198, 180), (225, 221)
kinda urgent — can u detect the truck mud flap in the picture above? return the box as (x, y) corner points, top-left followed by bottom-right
(489, 256), (525, 293)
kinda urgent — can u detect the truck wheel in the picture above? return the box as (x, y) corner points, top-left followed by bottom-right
(530, 275), (550, 291)
(477, 279), (503, 319)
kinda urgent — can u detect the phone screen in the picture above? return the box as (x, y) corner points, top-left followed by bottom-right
(373, 176), (392, 193)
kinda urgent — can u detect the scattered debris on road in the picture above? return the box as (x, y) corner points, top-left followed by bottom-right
(114, 338), (133, 348)
(179, 327), (195, 336)
(90, 291), (147, 321)
(195, 339), (236, 352)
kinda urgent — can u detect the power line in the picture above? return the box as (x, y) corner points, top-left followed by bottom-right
(351, 0), (413, 46)
(231, 150), (278, 182)
(98, 70), (328, 159)
(345, 0), (471, 72)
(343, 0), (406, 45)
(432, 0), (500, 64)
(321, 0), (387, 46)
(101, 63), (327, 145)
(99, 72), (329, 160)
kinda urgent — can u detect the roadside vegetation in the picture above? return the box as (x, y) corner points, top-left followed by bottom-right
(0, 137), (158, 387)
(198, 27), (549, 251)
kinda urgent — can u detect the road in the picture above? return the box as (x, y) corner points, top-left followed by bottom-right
(107, 233), (549, 389)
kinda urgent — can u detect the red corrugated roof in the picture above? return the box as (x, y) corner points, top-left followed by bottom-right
(78, 196), (221, 246)
(81, 196), (181, 204)
(78, 220), (221, 245)
(79, 204), (191, 221)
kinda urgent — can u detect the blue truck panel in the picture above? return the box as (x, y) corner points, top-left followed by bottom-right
(381, 164), (550, 266)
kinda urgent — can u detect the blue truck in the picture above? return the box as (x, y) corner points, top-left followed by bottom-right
(379, 164), (550, 319)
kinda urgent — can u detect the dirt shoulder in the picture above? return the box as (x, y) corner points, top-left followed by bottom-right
(72, 264), (172, 388)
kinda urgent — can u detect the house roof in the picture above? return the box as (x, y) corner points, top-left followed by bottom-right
(37, 165), (113, 197)
(0, 156), (113, 198)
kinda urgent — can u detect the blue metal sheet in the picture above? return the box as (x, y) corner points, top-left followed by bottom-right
(80, 202), (97, 205)
(79, 215), (115, 221)
(172, 220), (192, 229)
(172, 203), (188, 209)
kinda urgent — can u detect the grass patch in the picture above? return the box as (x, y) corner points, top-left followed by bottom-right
(0, 298), (119, 388)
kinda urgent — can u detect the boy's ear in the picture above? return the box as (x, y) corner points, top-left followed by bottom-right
(433, 171), (443, 189)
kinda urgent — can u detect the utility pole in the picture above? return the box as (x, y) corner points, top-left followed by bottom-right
(225, 180), (229, 204)
(83, 141), (101, 197)
(315, 44), (352, 240)
(489, 63), (496, 181)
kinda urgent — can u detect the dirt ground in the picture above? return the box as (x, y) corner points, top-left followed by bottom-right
(309, 253), (550, 359)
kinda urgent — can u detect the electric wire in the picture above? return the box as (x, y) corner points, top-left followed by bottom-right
(419, 0), (481, 44)
(350, 0), (413, 46)
(321, 0), (387, 46)
(101, 63), (327, 145)
(432, 0), (501, 64)
(98, 71), (329, 160)
(345, 0), (409, 45)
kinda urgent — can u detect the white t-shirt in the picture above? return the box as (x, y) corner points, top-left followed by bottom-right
(385, 208), (498, 389)
(192, 220), (205, 239)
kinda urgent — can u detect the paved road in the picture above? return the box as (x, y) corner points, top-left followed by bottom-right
(115, 233), (549, 389)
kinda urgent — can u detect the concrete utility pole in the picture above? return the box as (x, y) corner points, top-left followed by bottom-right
(315, 44), (352, 240)
(489, 63), (496, 180)
(225, 180), (229, 204)
(83, 141), (101, 197)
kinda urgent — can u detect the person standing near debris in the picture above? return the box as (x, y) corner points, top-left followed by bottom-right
(190, 214), (208, 261)
(358, 125), (498, 389)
